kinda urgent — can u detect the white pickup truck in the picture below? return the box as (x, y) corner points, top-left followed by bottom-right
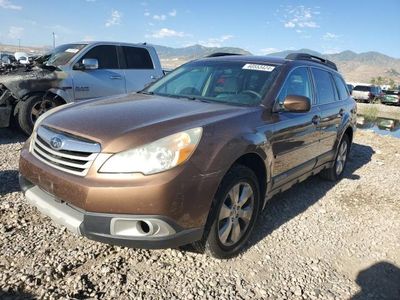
(351, 85), (383, 103)
(0, 42), (164, 134)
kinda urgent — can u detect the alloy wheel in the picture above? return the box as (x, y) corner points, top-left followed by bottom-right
(336, 141), (348, 175)
(217, 182), (254, 247)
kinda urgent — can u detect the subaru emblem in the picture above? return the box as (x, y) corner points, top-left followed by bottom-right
(50, 136), (64, 150)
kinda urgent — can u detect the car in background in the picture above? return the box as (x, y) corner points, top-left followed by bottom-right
(346, 84), (354, 94)
(14, 52), (30, 65)
(381, 90), (400, 105)
(352, 85), (383, 103)
(0, 41), (164, 134)
(19, 52), (356, 258)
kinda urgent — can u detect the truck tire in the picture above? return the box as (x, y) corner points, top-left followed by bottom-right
(17, 94), (59, 135)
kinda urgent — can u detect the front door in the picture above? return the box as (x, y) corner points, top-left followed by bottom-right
(71, 45), (126, 100)
(270, 67), (320, 188)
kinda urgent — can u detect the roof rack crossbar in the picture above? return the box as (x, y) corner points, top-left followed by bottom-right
(206, 52), (242, 58)
(286, 53), (337, 71)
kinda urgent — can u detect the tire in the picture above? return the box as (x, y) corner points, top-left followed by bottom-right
(193, 165), (261, 259)
(17, 94), (59, 135)
(320, 134), (350, 181)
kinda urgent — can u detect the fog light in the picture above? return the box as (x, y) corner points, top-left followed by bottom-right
(111, 219), (155, 237)
(110, 217), (176, 238)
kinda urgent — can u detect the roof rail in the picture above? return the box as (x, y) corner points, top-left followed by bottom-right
(206, 52), (242, 58)
(286, 53), (337, 71)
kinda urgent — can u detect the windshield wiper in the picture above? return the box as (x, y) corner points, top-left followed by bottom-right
(137, 91), (154, 95)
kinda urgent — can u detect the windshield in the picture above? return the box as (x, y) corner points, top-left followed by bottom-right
(37, 43), (87, 67)
(146, 60), (281, 106)
(354, 85), (371, 92)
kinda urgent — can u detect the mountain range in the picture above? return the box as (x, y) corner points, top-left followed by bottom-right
(154, 44), (400, 84)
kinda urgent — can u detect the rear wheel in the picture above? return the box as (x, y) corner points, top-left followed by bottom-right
(18, 95), (59, 135)
(193, 165), (261, 259)
(320, 135), (350, 181)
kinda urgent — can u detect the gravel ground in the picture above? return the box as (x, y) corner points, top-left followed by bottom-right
(0, 128), (399, 300)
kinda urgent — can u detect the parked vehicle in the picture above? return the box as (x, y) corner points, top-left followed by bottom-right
(381, 90), (400, 105)
(19, 53), (357, 258)
(0, 42), (163, 134)
(346, 84), (354, 94)
(14, 52), (30, 65)
(351, 85), (383, 103)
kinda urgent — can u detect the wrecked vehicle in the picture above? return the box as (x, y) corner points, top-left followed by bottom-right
(0, 42), (163, 135)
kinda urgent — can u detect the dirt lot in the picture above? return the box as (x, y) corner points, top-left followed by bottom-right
(0, 128), (399, 300)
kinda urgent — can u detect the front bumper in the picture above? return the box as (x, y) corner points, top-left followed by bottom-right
(20, 175), (203, 249)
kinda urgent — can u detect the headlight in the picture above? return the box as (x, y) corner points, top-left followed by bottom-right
(99, 127), (203, 174)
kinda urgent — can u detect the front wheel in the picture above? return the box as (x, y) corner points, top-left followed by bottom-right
(194, 165), (261, 259)
(17, 95), (59, 135)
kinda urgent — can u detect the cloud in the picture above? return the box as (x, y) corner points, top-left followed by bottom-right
(144, 11), (150, 17)
(259, 47), (280, 55)
(146, 28), (187, 39)
(0, 0), (22, 10)
(153, 14), (166, 21)
(199, 35), (234, 47)
(169, 9), (177, 17)
(281, 5), (320, 30)
(7, 26), (23, 39)
(323, 32), (340, 40)
(85, 0), (96, 2)
(105, 9), (122, 27)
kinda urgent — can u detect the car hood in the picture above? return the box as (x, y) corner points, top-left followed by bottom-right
(41, 94), (250, 153)
(0, 67), (67, 98)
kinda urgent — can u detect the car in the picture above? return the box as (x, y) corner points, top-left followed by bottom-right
(0, 41), (163, 134)
(346, 84), (354, 94)
(19, 53), (357, 259)
(351, 84), (383, 103)
(14, 52), (30, 65)
(381, 90), (400, 105)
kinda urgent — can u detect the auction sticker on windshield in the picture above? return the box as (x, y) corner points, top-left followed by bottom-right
(65, 48), (79, 53)
(242, 64), (275, 72)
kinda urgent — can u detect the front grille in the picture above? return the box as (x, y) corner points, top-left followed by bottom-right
(31, 126), (101, 176)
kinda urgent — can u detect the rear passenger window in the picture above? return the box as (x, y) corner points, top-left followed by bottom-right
(277, 67), (312, 105)
(82, 45), (119, 69)
(311, 68), (336, 104)
(333, 75), (349, 100)
(122, 46), (154, 69)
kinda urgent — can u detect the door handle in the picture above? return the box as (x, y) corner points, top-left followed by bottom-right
(338, 109), (345, 117)
(110, 75), (122, 80)
(312, 115), (321, 125)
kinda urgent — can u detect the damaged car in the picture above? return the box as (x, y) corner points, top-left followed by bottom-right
(0, 42), (163, 135)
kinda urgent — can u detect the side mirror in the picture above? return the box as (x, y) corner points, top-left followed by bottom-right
(81, 58), (98, 70)
(283, 95), (311, 112)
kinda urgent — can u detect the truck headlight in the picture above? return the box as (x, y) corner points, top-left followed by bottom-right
(99, 127), (203, 174)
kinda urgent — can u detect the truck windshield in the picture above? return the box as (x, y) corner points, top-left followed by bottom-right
(146, 60), (281, 106)
(36, 43), (87, 67)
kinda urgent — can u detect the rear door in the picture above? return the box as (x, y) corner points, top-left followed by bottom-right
(311, 68), (344, 157)
(271, 67), (320, 187)
(71, 45), (126, 100)
(119, 46), (161, 93)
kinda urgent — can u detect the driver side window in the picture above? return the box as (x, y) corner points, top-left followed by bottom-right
(81, 45), (119, 69)
(277, 67), (312, 108)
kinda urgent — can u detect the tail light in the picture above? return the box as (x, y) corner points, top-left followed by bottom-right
(368, 92), (373, 98)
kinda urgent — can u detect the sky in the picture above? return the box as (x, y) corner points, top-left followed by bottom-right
(0, 0), (399, 57)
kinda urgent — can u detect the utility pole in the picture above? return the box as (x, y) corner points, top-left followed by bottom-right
(52, 32), (55, 49)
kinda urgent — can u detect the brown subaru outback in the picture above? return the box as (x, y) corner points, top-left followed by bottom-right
(19, 53), (356, 258)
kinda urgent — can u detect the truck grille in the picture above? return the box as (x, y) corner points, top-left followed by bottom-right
(30, 126), (101, 176)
